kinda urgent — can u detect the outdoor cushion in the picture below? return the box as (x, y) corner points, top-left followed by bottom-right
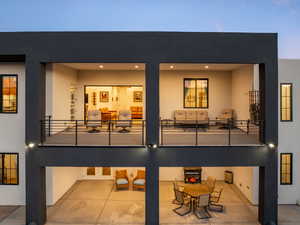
(116, 178), (128, 185)
(133, 179), (145, 185)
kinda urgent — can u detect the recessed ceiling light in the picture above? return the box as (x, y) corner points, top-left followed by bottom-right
(134, 65), (139, 69)
(99, 65), (104, 69)
(204, 65), (209, 69)
(170, 65), (174, 69)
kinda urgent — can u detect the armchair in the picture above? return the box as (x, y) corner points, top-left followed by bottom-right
(115, 169), (129, 191)
(115, 110), (132, 133)
(86, 110), (102, 133)
(133, 170), (146, 191)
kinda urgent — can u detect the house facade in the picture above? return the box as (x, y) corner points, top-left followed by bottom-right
(0, 32), (280, 225)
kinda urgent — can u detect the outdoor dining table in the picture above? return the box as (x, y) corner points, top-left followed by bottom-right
(183, 183), (211, 213)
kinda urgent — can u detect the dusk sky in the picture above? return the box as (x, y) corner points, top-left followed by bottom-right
(0, 0), (299, 58)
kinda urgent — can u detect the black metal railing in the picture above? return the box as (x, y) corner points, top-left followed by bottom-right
(160, 119), (263, 146)
(40, 118), (145, 146)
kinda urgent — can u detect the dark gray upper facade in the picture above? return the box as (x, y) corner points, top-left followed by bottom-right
(0, 32), (278, 225)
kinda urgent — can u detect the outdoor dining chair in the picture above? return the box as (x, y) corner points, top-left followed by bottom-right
(194, 193), (211, 219)
(172, 189), (192, 216)
(209, 187), (224, 212)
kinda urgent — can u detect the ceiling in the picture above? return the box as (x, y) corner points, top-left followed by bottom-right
(60, 63), (251, 71)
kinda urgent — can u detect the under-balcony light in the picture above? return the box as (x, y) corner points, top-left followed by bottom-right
(148, 144), (157, 149)
(204, 65), (209, 69)
(170, 65), (174, 69)
(134, 65), (139, 69)
(99, 65), (104, 69)
(28, 142), (36, 148)
(268, 143), (275, 149)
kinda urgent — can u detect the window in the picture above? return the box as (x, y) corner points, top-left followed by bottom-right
(280, 153), (293, 185)
(0, 75), (17, 113)
(280, 83), (292, 121)
(0, 153), (19, 185)
(184, 78), (208, 108)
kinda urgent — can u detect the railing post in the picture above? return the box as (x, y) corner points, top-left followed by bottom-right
(228, 119), (231, 146)
(195, 120), (198, 146)
(160, 120), (163, 146)
(247, 119), (250, 135)
(48, 115), (51, 137)
(75, 120), (78, 146)
(40, 120), (44, 145)
(108, 120), (111, 146)
(142, 120), (145, 146)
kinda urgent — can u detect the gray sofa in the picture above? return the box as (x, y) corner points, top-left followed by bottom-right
(174, 110), (209, 127)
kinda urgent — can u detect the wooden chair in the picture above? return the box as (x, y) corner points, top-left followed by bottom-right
(206, 176), (216, 193)
(194, 194), (211, 219)
(133, 170), (146, 191)
(115, 169), (129, 191)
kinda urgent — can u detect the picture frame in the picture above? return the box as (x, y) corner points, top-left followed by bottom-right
(100, 91), (109, 102)
(133, 91), (143, 102)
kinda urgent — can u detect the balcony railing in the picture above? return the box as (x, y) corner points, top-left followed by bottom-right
(40, 117), (145, 146)
(160, 119), (263, 146)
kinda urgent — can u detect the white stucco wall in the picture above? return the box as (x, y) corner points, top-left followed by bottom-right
(278, 59), (300, 204)
(0, 63), (26, 205)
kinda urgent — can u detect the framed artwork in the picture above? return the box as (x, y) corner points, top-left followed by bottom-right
(133, 91), (143, 102)
(102, 167), (111, 176)
(87, 167), (96, 176)
(100, 91), (109, 102)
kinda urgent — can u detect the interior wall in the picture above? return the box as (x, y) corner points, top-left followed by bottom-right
(160, 70), (232, 119)
(75, 70), (145, 120)
(230, 167), (258, 205)
(0, 63), (26, 205)
(231, 65), (254, 120)
(46, 64), (78, 120)
(46, 167), (82, 205)
(159, 167), (229, 181)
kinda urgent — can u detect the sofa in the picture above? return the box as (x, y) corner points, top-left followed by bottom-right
(174, 110), (209, 127)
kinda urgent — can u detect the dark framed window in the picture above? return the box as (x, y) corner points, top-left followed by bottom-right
(0, 75), (18, 113)
(280, 83), (292, 121)
(184, 78), (208, 108)
(0, 153), (19, 185)
(280, 153), (293, 185)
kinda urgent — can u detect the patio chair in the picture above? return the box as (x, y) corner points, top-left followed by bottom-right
(115, 169), (129, 191)
(133, 170), (146, 191)
(86, 110), (102, 133)
(172, 189), (192, 216)
(194, 194), (211, 219)
(209, 187), (224, 212)
(115, 110), (132, 133)
(216, 109), (234, 129)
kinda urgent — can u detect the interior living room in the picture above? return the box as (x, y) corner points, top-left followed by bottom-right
(159, 63), (262, 146)
(43, 63), (145, 146)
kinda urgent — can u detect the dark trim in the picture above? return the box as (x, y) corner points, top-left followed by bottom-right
(280, 153), (293, 185)
(0, 152), (19, 185)
(280, 83), (293, 122)
(183, 78), (209, 109)
(0, 74), (18, 114)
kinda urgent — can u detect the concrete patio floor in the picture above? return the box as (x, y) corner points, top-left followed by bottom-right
(1, 180), (300, 225)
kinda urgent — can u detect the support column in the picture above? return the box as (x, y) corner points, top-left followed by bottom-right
(25, 57), (47, 225)
(146, 164), (159, 225)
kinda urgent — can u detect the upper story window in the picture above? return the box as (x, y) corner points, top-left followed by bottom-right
(0, 75), (17, 113)
(0, 153), (19, 185)
(184, 78), (208, 108)
(280, 153), (293, 185)
(280, 83), (292, 121)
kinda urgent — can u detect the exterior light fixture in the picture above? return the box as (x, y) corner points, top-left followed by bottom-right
(134, 65), (139, 69)
(204, 65), (209, 69)
(268, 143), (275, 148)
(170, 65), (174, 69)
(28, 142), (36, 148)
(99, 65), (104, 69)
(148, 144), (157, 149)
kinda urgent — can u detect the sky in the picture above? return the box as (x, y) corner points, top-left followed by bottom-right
(0, 0), (299, 58)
